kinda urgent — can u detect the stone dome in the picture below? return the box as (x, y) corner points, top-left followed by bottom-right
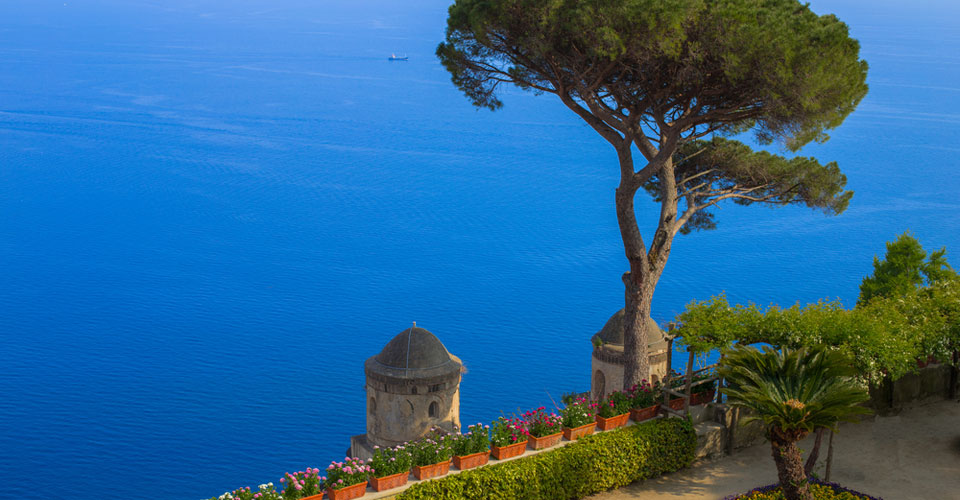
(365, 323), (463, 386)
(592, 309), (666, 346)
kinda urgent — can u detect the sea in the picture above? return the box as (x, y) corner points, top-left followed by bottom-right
(1, 1), (958, 498)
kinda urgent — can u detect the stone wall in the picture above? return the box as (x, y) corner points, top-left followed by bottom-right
(867, 362), (957, 415)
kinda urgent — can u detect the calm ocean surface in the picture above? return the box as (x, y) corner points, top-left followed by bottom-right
(1, 1), (958, 498)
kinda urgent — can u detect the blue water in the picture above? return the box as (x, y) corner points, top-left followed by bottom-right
(1, 1), (958, 498)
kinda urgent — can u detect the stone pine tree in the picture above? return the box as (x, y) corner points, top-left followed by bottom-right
(438, 0), (867, 388)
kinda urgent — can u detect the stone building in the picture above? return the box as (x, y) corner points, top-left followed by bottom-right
(350, 323), (463, 459)
(590, 309), (670, 400)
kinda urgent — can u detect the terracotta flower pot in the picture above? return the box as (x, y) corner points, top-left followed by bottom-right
(412, 459), (451, 480)
(630, 404), (659, 422)
(562, 422), (596, 441)
(368, 471), (408, 492)
(668, 397), (685, 410)
(691, 389), (716, 406)
(325, 481), (365, 500)
(491, 440), (528, 460)
(595, 413), (630, 431)
(302, 494), (325, 500)
(453, 450), (490, 470)
(527, 431), (562, 450)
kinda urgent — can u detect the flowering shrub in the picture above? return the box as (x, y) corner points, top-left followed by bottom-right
(489, 416), (529, 447)
(559, 397), (595, 428)
(409, 428), (454, 466)
(595, 390), (631, 418)
(325, 458), (371, 490)
(369, 444), (413, 478)
(523, 406), (563, 437)
(450, 423), (491, 456)
(627, 380), (659, 409)
(280, 468), (324, 499)
(210, 483), (282, 500)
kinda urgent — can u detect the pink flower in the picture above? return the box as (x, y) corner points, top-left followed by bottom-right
(295, 484), (302, 491)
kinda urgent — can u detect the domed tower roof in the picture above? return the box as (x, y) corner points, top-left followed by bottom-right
(592, 309), (666, 346)
(365, 323), (463, 387)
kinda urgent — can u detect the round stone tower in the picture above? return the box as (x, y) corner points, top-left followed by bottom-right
(354, 323), (462, 455)
(590, 309), (669, 400)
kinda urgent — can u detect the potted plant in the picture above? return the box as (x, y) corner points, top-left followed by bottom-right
(560, 397), (596, 440)
(594, 390), (631, 430)
(450, 423), (491, 470)
(627, 380), (660, 422)
(523, 406), (563, 450)
(409, 429), (453, 480)
(214, 482), (285, 500)
(281, 469), (325, 500)
(324, 458), (370, 500)
(690, 371), (717, 405)
(489, 416), (529, 459)
(664, 373), (687, 410)
(366, 444), (412, 492)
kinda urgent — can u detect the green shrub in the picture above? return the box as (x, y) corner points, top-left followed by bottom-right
(396, 417), (696, 500)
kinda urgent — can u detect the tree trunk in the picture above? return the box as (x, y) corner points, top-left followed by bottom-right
(825, 429), (835, 482)
(803, 428), (825, 476)
(622, 272), (652, 389)
(770, 430), (812, 500)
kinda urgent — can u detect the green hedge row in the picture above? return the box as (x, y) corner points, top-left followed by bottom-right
(396, 417), (696, 500)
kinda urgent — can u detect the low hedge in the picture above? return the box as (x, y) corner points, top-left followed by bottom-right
(723, 478), (882, 500)
(396, 417), (696, 500)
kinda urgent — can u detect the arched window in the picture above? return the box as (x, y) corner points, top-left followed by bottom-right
(411, 386), (418, 395)
(369, 397), (376, 415)
(592, 370), (606, 401)
(651, 374), (660, 384)
(428, 401), (439, 418)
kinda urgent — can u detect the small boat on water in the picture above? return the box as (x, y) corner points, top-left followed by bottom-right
(388, 53), (408, 61)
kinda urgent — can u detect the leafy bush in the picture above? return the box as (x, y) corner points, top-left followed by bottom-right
(490, 416), (528, 447)
(595, 390), (631, 417)
(723, 478), (882, 499)
(559, 397), (595, 428)
(396, 417), (696, 500)
(451, 423), (491, 456)
(368, 444), (413, 478)
(523, 406), (563, 437)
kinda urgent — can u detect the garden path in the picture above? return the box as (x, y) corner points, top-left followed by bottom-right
(591, 397), (960, 500)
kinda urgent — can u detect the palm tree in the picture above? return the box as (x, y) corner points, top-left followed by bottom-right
(717, 345), (869, 500)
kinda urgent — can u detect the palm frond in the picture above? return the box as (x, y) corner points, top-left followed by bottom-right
(718, 345), (870, 434)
